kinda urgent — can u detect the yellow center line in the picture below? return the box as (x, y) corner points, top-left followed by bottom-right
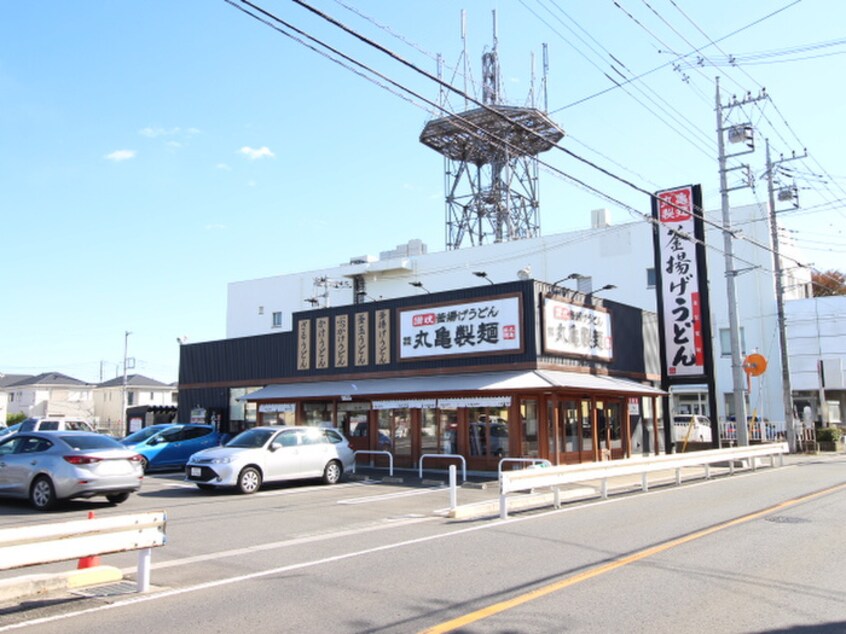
(420, 482), (846, 634)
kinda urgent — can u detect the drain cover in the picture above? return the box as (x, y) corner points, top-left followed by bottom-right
(72, 581), (139, 598)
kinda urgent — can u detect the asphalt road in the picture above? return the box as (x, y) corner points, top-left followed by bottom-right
(1, 454), (845, 633)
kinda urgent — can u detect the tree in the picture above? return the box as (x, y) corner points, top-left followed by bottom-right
(812, 269), (846, 297)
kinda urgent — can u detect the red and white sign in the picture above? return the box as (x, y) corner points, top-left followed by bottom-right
(542, 297), (613, 361)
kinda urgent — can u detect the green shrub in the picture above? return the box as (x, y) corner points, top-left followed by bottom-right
(816, 426), (843, 442)
(5, 412), (26, 426)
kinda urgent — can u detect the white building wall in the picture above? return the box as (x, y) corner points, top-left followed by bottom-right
(226, 204), (813, 428)
(94, 386), (177, 431)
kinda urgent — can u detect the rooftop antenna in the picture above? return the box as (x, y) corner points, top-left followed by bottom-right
(542, 43), (549, 113)
(461, 9), (468, 109)
(421, 11), (564, 249)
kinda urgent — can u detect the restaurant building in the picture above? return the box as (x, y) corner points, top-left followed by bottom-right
(178, 278), (665, 473)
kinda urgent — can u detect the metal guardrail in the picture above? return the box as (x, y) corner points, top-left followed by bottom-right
(0, 510), (167, 593)
(498, 443), (788, 519)
(497, 458), (552, 479)
(352, 450), (394, 477)
(419, 453), (467, 482)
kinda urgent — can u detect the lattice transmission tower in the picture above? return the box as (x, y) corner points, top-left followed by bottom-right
(419, 11), (564, 250)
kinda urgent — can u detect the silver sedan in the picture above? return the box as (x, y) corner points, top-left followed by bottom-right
(0, 431), (144, 510)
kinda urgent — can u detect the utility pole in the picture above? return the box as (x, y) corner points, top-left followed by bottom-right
(122, 331), (132, 434)
(715, 78), (767, 446)
(766, 138), (805, 452)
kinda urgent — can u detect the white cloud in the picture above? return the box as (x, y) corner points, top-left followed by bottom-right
(216, 163), (232, 171)
(238, 146), (275, 160)
(140, 126), (174, 138)
(105, 149), (136, 162)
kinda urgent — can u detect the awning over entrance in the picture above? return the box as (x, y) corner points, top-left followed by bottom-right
(241, 370), (665, 402)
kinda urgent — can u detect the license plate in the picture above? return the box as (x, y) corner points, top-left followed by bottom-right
(98, 461), (131, 475)
(190, 467), (202, 477)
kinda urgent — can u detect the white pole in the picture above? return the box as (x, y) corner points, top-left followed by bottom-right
(137, 548), (151, 593)
(449, 465), (457, 512)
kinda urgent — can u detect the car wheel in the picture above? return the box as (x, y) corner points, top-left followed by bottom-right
(322, 460), (343, 485)
(106, 492), (130, 505)
(30, 476), (57, 511)
(196, 484), (215, 491)
(237, 467), (262, 494)
(139, 456), (149, 473)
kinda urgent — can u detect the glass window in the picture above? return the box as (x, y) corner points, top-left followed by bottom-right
(229, 428), (275, 448)
(183, 427), (211, 440)
(304, 402), (334, 428)
(272, 311), (283, 328)
(322, 429), (344, 444)
(338, 403), (370, 440)
(277, 430), (299, 447)
(646, 267), (656, 289)
(378, 409), (411, 457)
(60, 435), (122, 450)
(562, 400), (580, 453)
(467, 407), (509, 458)
(520, 400), (539, 458)
(580, 400), (594, 454)
(20, 437), (52, 453)
(229, 387), (261, 428)
(719, 327), (746, 357)
(421, 407), (457, 455)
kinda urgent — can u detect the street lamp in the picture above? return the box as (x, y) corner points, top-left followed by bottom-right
(586, 284), (617, 299)
(409, 281), (431, 294)
(550, 273), (585, 294)
(473, 271), (495, 285)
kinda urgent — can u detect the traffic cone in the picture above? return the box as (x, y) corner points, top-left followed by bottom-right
(77, 511), (101, 569)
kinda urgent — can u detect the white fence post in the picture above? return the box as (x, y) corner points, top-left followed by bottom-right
(137, 548), (152, 593)
(449, 465), (457, 512)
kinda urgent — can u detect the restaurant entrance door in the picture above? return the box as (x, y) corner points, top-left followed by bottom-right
(547, 397), (594, 465)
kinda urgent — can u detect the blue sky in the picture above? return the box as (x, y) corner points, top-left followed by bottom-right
(2, 0), (844, 385)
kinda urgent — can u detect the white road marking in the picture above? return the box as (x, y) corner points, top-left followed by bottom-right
(117, 514), (435, 573)
(338, 486), (446, 505)
(0, 465), (797, 631)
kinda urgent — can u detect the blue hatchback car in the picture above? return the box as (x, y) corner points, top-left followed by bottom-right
(121, 424), (226, 472)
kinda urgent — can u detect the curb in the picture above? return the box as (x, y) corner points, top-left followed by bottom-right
(0, 565), (123, 604)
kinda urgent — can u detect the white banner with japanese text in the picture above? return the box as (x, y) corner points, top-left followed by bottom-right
(655, 185), (706, 378)
(399, 295), (522, 360)
(542, 297), (613, 361)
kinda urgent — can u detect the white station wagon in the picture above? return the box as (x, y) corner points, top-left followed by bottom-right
(185, 425), (355, 494)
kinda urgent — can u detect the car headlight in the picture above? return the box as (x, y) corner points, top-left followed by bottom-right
(210, 457), (232, 464)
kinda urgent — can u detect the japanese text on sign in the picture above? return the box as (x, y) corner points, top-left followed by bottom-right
(656, 186), (705, 376)
(399, 296), (522, 360)
(543, 297), (613, 361)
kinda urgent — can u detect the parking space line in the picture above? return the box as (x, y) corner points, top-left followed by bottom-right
(338, 486), (446, 505)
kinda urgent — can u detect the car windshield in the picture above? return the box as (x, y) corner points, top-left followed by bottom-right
(61, 435), (124, 451)
(227, 428), (276, 448)
(122, 426), (169, 443)
(0, 423), (21, 438)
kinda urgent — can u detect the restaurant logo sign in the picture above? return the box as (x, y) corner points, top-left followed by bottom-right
(399, 295), (522, 360)
(542, 297), (613, 361)
(652, 184), (709, 380)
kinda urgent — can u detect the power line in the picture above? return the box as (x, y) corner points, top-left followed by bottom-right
(226, 0), (815, 280)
